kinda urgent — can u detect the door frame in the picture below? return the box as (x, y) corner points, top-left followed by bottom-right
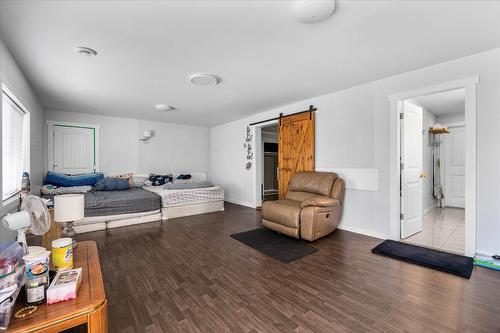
(253, 120), (279, 208)
(47, 120), (100, 173)
(388, 76), (478, 256)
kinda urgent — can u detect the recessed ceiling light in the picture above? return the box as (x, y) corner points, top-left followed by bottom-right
(74, 46), (98, 57)
(294, 0), (335, 24)
(189, 73), (221, 86)
(155, 104), (175, 112)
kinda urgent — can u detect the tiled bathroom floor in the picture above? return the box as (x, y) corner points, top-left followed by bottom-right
(404, 207), (465, 254)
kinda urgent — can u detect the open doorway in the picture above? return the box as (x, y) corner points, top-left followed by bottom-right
(399, 89), (466, 254)
(261, 124), (279, 203)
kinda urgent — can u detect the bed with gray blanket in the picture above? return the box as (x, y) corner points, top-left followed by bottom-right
(43, 188), (162, 233)
(84, 188), (161, 217)
(44, 188), (161, 217)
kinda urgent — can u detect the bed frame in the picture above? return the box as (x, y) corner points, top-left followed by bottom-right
(74, 209), (162, 234)
(161, 201), (224, 220)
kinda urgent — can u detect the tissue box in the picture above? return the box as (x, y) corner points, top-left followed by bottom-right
(46, 268), (82, 305)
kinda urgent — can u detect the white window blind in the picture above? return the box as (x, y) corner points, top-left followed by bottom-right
(2, 88), (28, 200)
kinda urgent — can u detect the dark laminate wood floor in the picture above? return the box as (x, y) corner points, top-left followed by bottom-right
(75, 203), (500, 333)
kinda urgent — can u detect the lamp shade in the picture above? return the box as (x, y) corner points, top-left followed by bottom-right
(54, 194), (84, 222)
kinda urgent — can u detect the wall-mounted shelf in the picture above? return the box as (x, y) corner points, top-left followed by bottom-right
(429, 127), (450, 134)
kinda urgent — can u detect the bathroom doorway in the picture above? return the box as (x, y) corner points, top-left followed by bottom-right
(400, 89), (466, 254)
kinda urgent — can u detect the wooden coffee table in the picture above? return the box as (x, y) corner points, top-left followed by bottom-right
(8, 241), (107, 332)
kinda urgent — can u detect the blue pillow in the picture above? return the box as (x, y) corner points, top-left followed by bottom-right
(45, 171), (104, 187)
(95, 177), (129, 191)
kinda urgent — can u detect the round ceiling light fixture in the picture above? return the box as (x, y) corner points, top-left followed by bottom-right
(155, 104), (175, 112)
(294, 0), (335, 24)
(189, 73), (221, 86)
(74, 46), (98, 57)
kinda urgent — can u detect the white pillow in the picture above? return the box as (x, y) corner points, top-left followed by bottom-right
(131, 174), (149, 187)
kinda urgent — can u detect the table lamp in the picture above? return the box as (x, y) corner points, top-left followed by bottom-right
(54, 194), (84, 238)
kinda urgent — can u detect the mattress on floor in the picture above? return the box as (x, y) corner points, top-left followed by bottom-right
(75, 209), (161, 225)
(84, 188), (162, 216)
(143, 185), (224, 208)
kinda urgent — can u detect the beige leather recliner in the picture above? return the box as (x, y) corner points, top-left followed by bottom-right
(261, 172), (345, 241)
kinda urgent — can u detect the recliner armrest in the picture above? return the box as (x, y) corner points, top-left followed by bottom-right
(300, 197), (339, 208)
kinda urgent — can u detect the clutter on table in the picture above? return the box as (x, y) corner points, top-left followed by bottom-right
(0, 237), (80, 331)
(0, 242), (25, 330)
(0, 181), (82, 330)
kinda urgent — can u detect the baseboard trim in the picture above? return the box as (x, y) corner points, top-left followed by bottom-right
(224, 198), (255, 209)
(475, 251), (495, 258)
(337, 224), (388, 240)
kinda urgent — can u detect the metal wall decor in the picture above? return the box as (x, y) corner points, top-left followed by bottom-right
(244, 125), (253, 170)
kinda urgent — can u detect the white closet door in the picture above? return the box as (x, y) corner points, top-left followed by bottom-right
(400, 101), (423, 239)
(53, 126), (95, 174)
(444, 126), (465, 208)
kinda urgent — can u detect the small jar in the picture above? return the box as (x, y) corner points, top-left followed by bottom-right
(25, 272), (49, 305)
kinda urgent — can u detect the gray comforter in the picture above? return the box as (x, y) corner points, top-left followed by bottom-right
(84, 188), (161, 217)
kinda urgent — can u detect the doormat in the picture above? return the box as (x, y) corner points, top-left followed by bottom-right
(231, 228), (317, 263)
(372, 240), (473, 279)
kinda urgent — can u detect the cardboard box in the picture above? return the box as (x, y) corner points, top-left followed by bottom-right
(46, 268), (82, 305)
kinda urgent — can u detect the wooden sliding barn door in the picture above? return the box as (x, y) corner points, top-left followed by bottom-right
(278, 111), (315, 199)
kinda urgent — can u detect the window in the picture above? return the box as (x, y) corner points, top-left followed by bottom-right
(2, 85), (29, 201)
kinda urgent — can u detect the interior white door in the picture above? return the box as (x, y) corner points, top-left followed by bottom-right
(444, 126), (465, 208)
(400, 101), (423, 239)
(53, 125), (95, 174)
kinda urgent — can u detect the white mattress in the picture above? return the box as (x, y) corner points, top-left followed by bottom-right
(143, 185), (224, 208)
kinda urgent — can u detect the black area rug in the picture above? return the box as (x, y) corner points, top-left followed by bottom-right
(372, 240), (474, 278)
(231, 228), (317, 263)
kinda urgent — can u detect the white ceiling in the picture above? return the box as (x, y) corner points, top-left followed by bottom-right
(1, 1), (499, 126)
(412, 89), (465, 116)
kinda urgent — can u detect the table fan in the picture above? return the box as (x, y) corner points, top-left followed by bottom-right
(1, 196), (51, 249)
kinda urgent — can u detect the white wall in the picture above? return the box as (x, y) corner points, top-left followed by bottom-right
(0, 38), (45, 241)
(437, 112), (465, 124)
(137, 120), (210, 174)
(45, 110), (210, 176)
(211, 47), (500, 255)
